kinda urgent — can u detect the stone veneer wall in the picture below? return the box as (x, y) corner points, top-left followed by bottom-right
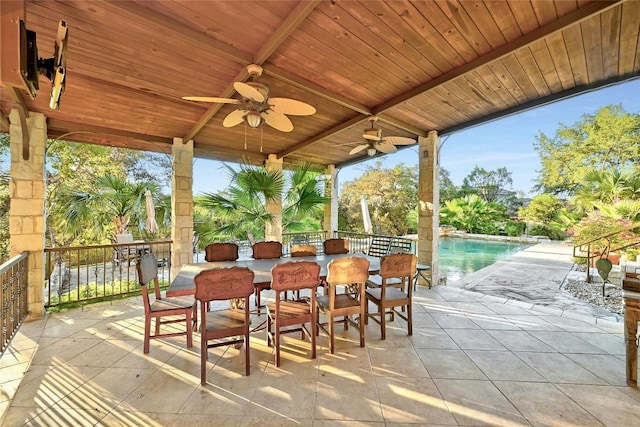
(417, 131), (440, 284)
(9, 110), (46, 320)
(171, 138), (193, 279)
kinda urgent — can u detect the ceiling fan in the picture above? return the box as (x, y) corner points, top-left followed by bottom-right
(182, 64), (316, 132)
(348, 117), (416, 156)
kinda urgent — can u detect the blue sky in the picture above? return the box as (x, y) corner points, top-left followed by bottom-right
(193, 78), (640, 197)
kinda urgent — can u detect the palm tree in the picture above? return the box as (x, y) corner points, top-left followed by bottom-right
(53, 175), (157, 243)
(195, 162), (329, 245)
(574, 167), (639, 208)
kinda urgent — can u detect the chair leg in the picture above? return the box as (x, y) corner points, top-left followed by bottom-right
(359, 306), (365, 347)
(186, 309), (193, 348)
(245, 329), (250, 377)
(275, 319), (281, 367)
(380, 305), (386, 340)
(155, 316), (161, 336)
(201, 332), (207, 385)
(329, 316), (335, 354)
(407, 302), (413, 336)
(144, 316), (151, 354)
(364, 299), (369, 325)
(311, 314), (317, 360)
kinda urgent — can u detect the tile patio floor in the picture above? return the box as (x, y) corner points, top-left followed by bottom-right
(2, 242), (639, 426)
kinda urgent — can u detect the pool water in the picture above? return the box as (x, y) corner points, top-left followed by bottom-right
(439, 237), (532, 281)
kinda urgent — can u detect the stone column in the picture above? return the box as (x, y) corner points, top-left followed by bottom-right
(264, 154), (283, 242)
(323, 164), (338, 238)
(417, 131), (440, 285)
(9, 110), (47, 320)
(171, 137), (193, 279)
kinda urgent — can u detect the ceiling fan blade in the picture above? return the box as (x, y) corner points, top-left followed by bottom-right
(376, 140), (398, 154)
(222, 109), (247, 127)
(269, 98), (316, 116)
(383, 136), (416, 146)
(262, 110), (293, 132)
(234, 82), (265, 102)
(182, 96), (239, 104)
(349, 144), (369, 155)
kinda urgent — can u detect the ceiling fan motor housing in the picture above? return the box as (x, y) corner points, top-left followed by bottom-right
(363, 128), (382, 140)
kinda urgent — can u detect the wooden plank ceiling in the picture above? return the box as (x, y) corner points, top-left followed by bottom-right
(1, 0), (639, 169)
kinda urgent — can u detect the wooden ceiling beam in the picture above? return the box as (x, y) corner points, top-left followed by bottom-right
(253, 0), (321, 64)
(264, 64), (372, 115)
(372, 0), (622, 116)
(184, 1), (320, 143)
(0, 110), (9, 132)
(104, 1), (251, 65)
(278, 114), (368, 158)
(183, 66), (250, 142)
(47, 119), (174, 147)
(376, 114), (428, 137)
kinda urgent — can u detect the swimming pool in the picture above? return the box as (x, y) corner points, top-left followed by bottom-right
(440, 237), (533, 281)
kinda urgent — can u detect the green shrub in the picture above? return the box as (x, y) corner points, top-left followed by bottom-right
(504, 220), (526, 236)
(529, 224), (564, 240)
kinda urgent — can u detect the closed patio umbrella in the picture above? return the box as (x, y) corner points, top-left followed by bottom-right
(145, 190), (158, 233)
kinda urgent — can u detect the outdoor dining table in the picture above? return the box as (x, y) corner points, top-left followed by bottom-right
(166, 253), (381, 298)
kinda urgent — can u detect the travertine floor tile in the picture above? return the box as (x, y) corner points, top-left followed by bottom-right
(515, 352), (608, 384)
(416, 349), (486, 380)
(434, 379), (529, 426)
(315, 373), (383, 422)
(465, 350), (545, 382)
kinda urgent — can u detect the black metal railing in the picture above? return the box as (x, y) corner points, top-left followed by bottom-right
(44, 240), (172, 308)
(1, 252), (28, 355)
(334, 231), (417, 255)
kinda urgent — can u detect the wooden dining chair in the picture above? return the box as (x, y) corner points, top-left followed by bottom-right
(194, 267), (255, 384)
(289, 244), (318, 299)
(267, 260), (321, 367)
(364, 253), (417, 340)
(205, 242), (239, 262)
(291, 244), (317, 257)
(323, 238), (349, 255)
(252, 241), (283, 309)
(136, 253), (196, 354)
(317, 256), (370, 353)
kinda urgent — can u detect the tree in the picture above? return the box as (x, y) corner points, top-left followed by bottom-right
(439, 194), (507, 234)
(533, 105), (640, 196)
(53, 175), (156, 245)
(339, 162), (418, 236)
(518, 194), (564, 224)
(439, 167), (459, 203)
(460, 166), (513, 203)
(573, 166), (640, 209)
(0, 134), (9, 260)
(195, 162), (328, 244)
(45, 141), (171, 246)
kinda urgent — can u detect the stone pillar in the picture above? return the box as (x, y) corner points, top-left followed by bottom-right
(171, 137), (193, 279)
(9, 110), (46, 320)
(323, 164), (338, 238)
(418, 131), (440, 285)
(264, 154), (283, 242)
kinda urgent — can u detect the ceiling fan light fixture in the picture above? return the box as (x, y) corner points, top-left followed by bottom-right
(244, 111), (263, 128)
(367, 147), (377, 157)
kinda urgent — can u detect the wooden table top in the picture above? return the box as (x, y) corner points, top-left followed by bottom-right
(166, 253), (381, 297)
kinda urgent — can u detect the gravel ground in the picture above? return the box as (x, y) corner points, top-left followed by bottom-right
(561, 265), (623, 315)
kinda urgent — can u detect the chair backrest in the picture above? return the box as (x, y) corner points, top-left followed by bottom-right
(252, 241), (283, 259)
(270, 260), (321, 292)
(205, 242), (239, 262)
(326, 256), (370, 286)
(367, 237), (391, 257)
(379, 253), (417, 281)
(291, 244), (317, 257)
(194, 267), (255, 303)
(116, 233), (135, 244)
(136, 253), (160, 307)
(323, 238), (349, 255)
